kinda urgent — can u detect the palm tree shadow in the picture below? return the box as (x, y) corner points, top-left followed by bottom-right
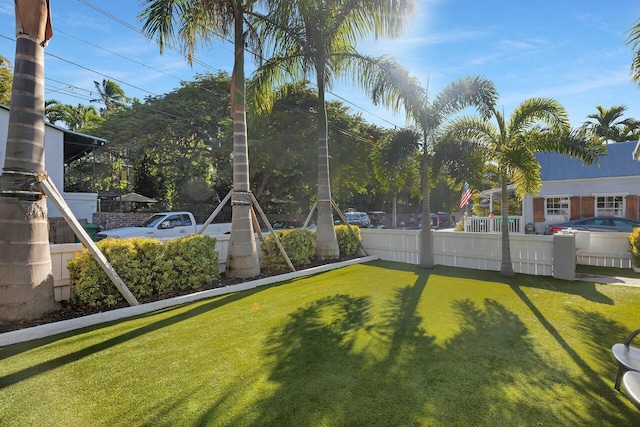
(429, 263), (615, 305)
(203, 267), (629, 425)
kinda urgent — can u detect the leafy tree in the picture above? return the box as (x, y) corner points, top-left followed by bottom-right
(371, 128), (421, 226)
(139, 0), (270, 278)
(0, 0), (56, 321)
(247, 81), (318, 211)
(582, 105), (640, 142)
(0, 55), (12, 105)
(442, 96), (605, 277)
(254, 0), (416, 259)
(92, 73), (233, 215)
(90, 79), (129, 117)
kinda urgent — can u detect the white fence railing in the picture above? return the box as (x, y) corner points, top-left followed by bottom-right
(49, 229), (633, 302)
(464, 216), (524, 234)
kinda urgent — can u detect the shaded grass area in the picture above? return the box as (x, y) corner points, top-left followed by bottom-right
(1, 261), (639, 426)
(576, 264), (640, 279)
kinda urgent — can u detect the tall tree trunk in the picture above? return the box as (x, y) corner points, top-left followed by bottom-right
(0, 1), (55, 321)
(499, 173), (514, 277)
(419, 137), (433, 268)
(314, 70), (339, 259)
(225, 6), (259, 278)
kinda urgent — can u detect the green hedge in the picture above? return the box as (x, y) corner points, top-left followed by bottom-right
(631, 228), (640, 268)
(68, 235), (220, 308)
(262, 229), (317, 273)
(335, 225), (362, 258)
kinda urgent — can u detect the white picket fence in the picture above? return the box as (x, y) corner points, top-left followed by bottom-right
(463, 215), (524, 233)
(49, 229), (634, 302)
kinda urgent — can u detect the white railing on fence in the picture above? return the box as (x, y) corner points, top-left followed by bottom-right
(49, 229), (633, 302)
(464, 216), (524, 234)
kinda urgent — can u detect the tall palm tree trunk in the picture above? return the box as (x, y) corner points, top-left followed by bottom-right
(314, 71), (339, 260)
(226, 10), (259, 278)
(499, 173), (514, 277)
(0, 34), (55, 321)
(419, 135), (433, 268)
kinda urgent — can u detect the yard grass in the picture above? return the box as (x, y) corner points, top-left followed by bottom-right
(1, 260), (640, 426)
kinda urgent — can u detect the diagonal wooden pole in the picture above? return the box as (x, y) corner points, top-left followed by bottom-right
(198, 190), (232, 234)
(250, 193), (295, 272)
(330, 199), (369, 257)
(38, 174), (139, 306)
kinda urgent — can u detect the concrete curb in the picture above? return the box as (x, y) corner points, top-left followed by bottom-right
(0, 255), (379, 347)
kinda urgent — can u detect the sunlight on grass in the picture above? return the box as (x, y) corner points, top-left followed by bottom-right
(1, 260), (639, 426)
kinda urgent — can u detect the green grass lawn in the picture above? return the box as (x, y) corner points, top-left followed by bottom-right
(1, 260), (640, 426)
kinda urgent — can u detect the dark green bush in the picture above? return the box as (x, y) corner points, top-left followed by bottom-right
(262, 229), (317, 273)
(335, 225), (362, 258)
(162, 235), (220, 291)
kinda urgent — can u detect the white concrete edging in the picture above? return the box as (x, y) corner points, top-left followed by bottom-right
(0, 255), (378, 347)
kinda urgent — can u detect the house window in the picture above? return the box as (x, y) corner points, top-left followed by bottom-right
(596, 195), (624, 217)
(545, 197), (570, 222)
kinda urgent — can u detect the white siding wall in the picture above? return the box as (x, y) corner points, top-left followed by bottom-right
(0, 108), (97, 222)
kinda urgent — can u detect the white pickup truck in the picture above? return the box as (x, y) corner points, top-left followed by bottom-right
(94, 212), (232, 241)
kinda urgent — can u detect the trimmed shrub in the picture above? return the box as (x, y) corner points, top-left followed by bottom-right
(68, 235), (220, 308)
(68, 238), (156, 308)
(630, 228), (640, 268)
(335, 225), (362, 258)
(162, 235), (220, 291)
(262, 229), (317, 273)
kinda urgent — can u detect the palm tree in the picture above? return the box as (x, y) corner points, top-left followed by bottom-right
(582, 105), (639, 142)
(0, 0), (55, 321)
(139, 0), (265, 278)
(46, 100), (102, 131)
(367, 68), (498, 267)
(90, 79), (129, 117)
(254, 0), (416, 259)
(627, 18), (640, 87)
(442, 97), (605, 277)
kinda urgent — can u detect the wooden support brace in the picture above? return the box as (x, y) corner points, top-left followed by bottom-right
(38, 175), (139, 306)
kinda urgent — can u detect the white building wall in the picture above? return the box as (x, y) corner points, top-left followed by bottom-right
(0, 108), (97, 222)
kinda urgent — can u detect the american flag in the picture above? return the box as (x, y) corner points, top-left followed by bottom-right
(459, 182), (473, 208)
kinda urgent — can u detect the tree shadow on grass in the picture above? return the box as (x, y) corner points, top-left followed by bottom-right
(418, 261), (615, 305)
(202, 267), (627, 426)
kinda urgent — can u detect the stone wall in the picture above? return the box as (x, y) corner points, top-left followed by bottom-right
(92, 212), (151, 231)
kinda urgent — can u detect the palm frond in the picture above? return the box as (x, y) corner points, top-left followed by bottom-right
(509, 98), (569, 135)
(432, 76), (498, 122)
(626, 18), (640, 88)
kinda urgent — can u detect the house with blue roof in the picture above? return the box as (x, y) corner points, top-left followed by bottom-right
(524, 140), (640, 233)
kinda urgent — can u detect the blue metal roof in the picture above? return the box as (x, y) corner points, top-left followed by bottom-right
(537, 140), (640, 181)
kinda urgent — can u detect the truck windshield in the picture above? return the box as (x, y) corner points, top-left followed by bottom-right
(139, 215), (164, 228)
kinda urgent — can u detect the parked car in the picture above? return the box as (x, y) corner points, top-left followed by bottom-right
(545, 216), (640, 234)
(94, 211), (232, 241)
(337, 211), (371, 228)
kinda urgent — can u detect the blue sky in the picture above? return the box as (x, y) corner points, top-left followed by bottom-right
(1, 0), (640, 129)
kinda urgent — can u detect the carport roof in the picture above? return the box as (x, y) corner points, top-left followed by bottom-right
(1, 104), (108, 164)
